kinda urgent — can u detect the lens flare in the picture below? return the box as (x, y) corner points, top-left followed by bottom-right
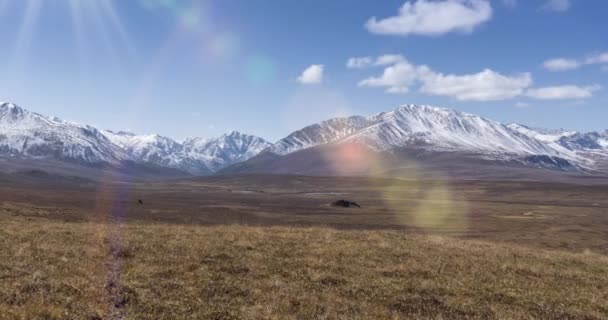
(319, 142), (385, 176)
(372, 163), (469, 234)
(137, 0), (210, 31)
(318, 140), (469, 234)
(245, 54), (277, 86)
(411, 184), (468, 232)
(202, 31), (240, 61)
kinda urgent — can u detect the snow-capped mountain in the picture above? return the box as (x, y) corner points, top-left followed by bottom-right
(101, 130), (271, 174)
(227, 105), (608, 175)
(558, 131), (608, 153)
(0, 102), (129, 164)
(269, 105), (581, 162)
(102, 130), (187, 169)
(506, 123), (577, 143)
(0, 102), (270, 175)
(2, 101), (607, 178)
(508, 124), (607, 154)
(347, 105), (573, 158)
(183, 131), (272, 172)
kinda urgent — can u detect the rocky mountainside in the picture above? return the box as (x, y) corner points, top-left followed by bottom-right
(223, 105), (608, 176)
(0, 103), (129, 164)
(0, 102), (271, 175)
(183, 131), (272, 172)
(2, 102), (607, 179)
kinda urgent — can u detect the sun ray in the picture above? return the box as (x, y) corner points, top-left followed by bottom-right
(98, 0), (138, 62)
(10, 0), (43, 88)
(67, 0), (88, 74)
(81, 0), (123, 75)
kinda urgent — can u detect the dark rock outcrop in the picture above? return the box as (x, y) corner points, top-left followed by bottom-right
(331, 200), (361, 208)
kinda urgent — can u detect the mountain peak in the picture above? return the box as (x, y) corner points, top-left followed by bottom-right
(2, 101), (606, 176)
(269, 115), (372, 155)
(0, 102), (31, 122)
(221, 131), (265, 141)
(268, 103), (570, 159)
(1, 102), (25, 113)
(224, 130), (244, 138)
(106, 130), (137, 137)
(398, 104), (447, 112)
(1, 102), (19, 109)
(393, 104), (478, 119)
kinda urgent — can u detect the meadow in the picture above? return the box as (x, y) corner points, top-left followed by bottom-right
(1, 175), (607, 319)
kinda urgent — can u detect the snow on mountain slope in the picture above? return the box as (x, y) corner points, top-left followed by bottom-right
(506, 123), (576, 143)
(3, 101), (606, 175)
(348, 105), (573, 158)
(0, 103), (129, 164)
(0, 102), (271, 175)
(183, 131), (273, 172)
(100, 130), (138, 148)
(102, 130), (271, 174)
(268, 105), (581, 163)
(558, 132), (608, 152)
(508, 124), (608, 165)
(102, 130), (186, 168)
(599, 131), (608, 148)
(269, 116), (371, 155)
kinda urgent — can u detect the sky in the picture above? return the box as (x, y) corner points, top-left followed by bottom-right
(0, 0), (606, 142)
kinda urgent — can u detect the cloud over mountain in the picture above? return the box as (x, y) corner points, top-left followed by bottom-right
(357, 56), (531, 101)
(356, 55), (599, 101)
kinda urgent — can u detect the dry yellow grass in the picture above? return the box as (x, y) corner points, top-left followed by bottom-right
(1, 214), (607, 320)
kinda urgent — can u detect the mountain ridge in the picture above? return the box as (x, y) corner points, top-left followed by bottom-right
(223, 104), (607, 176)
(2, 102), (607, 179)
(266, 105), (593, 162)
(0, 102), (270, 175)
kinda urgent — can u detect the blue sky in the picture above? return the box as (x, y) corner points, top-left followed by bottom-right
(0, 0), (605, 141)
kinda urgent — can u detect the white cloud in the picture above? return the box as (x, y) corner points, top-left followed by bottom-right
(420, 69), (532, 101)
(358, 56), (531, 101)
(346, 57), (373, 69)
(297, 64), (324, 84)
(347, 55), (406, 69)
(586, 52), (608, 65)
(542, 58), (581, 71)
(356, 54), (599, 101)
(525, 85), (601, 100)
(541, 0), (571, 12)
(375, 54), (406, 66)
(515, 102), (530, 108)
(365, 0), (492, 37)
(358, 60), (421, 94)
(541, 51), (608, 72)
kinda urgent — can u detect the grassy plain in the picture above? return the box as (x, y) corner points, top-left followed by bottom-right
(1, 175), (607, 319)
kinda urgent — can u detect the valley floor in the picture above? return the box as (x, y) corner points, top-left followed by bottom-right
(1, 216), (607, 320)
(1, 175), (608, 319)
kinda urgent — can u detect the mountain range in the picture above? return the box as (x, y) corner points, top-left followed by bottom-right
(0, 102), (271, 176)
(1, 101), (607, 180)
(223, 105), (608, 179)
